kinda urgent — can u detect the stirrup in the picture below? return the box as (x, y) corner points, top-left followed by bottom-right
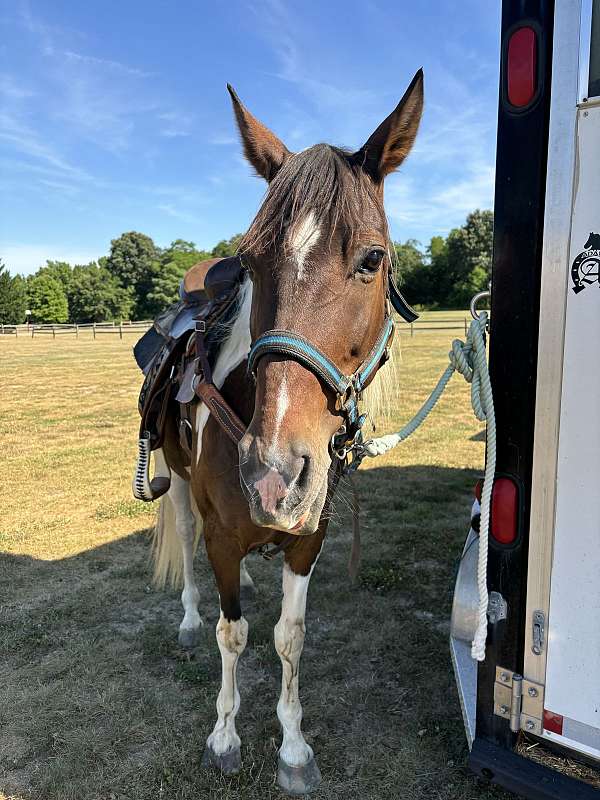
(132, 432), (171, 501)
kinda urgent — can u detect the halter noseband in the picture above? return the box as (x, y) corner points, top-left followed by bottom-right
(246, 269), (418, 462)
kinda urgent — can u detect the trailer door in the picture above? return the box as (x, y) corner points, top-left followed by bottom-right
(525, 0), (600, 762)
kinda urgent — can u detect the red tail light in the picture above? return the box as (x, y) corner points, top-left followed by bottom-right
(474, 477), (519, 544)
(491, 477), (518, 544)
(543, 710), (564, 736)
(507, 27), (537, 107)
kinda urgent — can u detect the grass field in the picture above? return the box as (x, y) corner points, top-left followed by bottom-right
(0, 321), (514, 800)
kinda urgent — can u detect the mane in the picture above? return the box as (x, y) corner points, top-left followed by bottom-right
(240, 144), (385, 255)
(240, 143), (400, 429)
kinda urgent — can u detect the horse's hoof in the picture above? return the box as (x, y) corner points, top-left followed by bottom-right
(178, 626), (202, 649)
(240, 583), (258, 604)
(201, 744), (241, 775)
(277, 756), (321, 795)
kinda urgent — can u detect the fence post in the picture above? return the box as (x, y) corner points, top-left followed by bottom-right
(464, 317), (468, 336)
(119, 322), (123, 340)
(15, 325), (18, 337)
(410, 322), (414, 337)
(93, 322), (96, 340)
(52, 325), (56, 339)
(75, 324), (79, 338)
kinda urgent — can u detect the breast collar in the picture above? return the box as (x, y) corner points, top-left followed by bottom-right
(247, 268), (418, 457)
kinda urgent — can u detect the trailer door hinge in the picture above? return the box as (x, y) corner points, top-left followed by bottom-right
(493, 667), (545, 735)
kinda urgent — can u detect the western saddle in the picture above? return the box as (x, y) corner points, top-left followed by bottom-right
(132, 256), (245, 501)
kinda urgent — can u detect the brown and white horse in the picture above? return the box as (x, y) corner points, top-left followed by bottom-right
(153, 70), (423, 794)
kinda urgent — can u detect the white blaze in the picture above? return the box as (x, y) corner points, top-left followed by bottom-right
(273, 373), (289, 442)
(289, 212), (321, 279)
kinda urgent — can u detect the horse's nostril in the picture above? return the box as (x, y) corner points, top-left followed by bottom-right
(296, 454), (311, 490)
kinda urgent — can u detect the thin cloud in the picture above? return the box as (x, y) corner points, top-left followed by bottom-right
(157, 204), (199, 224)
(0, 74), (34, 99)
(62, 50), (154, 78)
(0, 111), (93, 183)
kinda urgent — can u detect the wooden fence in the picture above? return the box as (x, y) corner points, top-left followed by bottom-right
(402, 316), (471, 336)
(0, 317), (473, 339)
(0, 320), (153, 338)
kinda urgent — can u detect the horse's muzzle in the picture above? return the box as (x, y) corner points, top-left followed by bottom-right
(238, 434), (319, 532)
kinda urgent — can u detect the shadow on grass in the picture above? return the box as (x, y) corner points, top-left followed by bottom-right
(0, 465), (512, 800)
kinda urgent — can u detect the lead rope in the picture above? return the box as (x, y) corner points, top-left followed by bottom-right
(362, 313), (494, 661)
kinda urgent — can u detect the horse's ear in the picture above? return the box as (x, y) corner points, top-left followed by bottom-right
(353, 69), (424, 183)
(227, 84), (291, 182)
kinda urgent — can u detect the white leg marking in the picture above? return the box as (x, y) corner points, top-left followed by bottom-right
(274, 560), (317, 767)
(207, 611), (248, 756)
(239, 557), (256, 591)
(289, 211), (321, 279)
(169, 473), (202, 635)
(195, 278), (253, 463)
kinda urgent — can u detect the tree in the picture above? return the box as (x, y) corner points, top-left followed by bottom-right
(146, 260), (183, 311)
(0, 262), (27, 324)
(444, 210), (493, 308)
(392, 240), (427, 306)
(26, 273), (68, 322)
(211, 233), (243, 258)
(37, 260), (72, 294)
(105, 232), (160, 318)
(67, 263), (134, 323)
(159, 240), (211, 276)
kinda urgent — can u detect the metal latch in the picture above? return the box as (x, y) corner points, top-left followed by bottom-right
(532, 610), (545, 655)
(493, 667), (545, 735)
(487, 591), (508, 624)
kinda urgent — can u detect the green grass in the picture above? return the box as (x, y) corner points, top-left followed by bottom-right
(0, 328), (514, 800)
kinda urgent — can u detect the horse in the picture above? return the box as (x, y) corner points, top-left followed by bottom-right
(151, 70), (424, 794)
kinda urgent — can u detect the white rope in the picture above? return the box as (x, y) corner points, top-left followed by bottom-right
(363, 313), (495, 661)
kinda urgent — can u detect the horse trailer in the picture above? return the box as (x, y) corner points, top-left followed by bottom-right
(450, 0), (600, 797)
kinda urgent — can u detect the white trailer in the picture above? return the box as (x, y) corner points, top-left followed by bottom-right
(450, 1), (600, 797)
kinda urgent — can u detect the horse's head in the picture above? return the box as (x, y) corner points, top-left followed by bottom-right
(233, 72), (423, 534)
(584, 232), (600, 250)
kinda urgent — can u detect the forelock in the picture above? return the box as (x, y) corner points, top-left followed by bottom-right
(240, 144), (387, 257)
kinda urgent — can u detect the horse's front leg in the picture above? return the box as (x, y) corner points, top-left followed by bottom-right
(202, 526), (247, 775)
(275, 539), (324, 795)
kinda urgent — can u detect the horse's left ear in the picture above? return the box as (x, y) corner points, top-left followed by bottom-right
(227, 84), (291, 182)
(353, 69), (424, 182)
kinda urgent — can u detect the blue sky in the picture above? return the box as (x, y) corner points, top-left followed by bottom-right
(0, 0), (500, 276)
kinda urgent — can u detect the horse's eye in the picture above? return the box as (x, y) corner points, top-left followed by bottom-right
(359, 249), (385, 273)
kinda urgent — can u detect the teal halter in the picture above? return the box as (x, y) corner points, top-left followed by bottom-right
(247, 269), (417, 457)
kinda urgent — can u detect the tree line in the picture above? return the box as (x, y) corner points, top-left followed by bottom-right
(0, 210), (492, 324)
(0, 233), (242, 325)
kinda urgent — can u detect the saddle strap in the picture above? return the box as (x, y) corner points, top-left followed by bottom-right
(194, 381), (246, 444)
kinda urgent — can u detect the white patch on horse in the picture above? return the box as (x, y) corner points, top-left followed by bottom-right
(169, 472), (202, 640)
(274, 557), (319, 767)
(289, 212), (321, 279)
(195, 278), (253, 463)
(206, 611), (248, 756)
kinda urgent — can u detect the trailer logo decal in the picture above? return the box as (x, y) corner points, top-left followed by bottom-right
(571, 233), (600, 294)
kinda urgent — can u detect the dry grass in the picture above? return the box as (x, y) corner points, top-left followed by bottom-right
(0, 324), (513, 800)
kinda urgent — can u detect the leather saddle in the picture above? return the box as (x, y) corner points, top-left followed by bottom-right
(134, 256), (244, 454)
